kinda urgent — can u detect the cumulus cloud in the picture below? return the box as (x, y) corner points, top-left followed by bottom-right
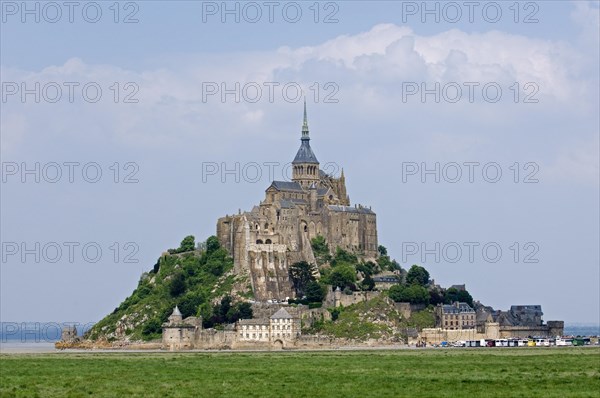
(1, 20), (597, 184)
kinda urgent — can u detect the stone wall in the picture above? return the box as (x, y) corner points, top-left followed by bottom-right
(394, 303), (426, 319)
(324, 288), (381, 308)
(420, 323), (499, 344)
(498, 323), (563, 338)
(163, 326), (196, 351)
(420, 321), (564, 344)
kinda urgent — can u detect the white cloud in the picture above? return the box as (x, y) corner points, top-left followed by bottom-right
(1, 21), (597, 188)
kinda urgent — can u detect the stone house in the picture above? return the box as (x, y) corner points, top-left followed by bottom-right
(437, 302), (476, 330)
(238, 308), (300, 344)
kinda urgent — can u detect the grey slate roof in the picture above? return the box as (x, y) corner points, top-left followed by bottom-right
(292, 140), (319, 164)
(442, 302), (475, 314)
(373, 276), (399, 283)
(476, 311), (492, 323)
(270, 308), (293, 319)
(327, 205), (375, 214)
(238, 318), (268, 325)
(269, 181), (303, 192)
(280, 198), (307, 209)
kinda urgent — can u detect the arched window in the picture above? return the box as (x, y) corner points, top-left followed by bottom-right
(256, 239), (263, 244)
(265, 239), (272, 244)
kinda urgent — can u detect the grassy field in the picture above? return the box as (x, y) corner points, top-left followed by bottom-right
(1, 347), (599, 397)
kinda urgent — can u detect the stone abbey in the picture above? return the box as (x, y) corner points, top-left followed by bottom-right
(217, 103), (378, 301)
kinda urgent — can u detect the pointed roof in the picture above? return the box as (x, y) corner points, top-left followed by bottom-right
(301, 99), (309, 138)
(270, 308), (293, 319)
(172, 306), (182, 316)
(292, 101), (319, 165)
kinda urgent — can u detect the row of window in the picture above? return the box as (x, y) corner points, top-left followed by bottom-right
(273, 325), (290, 330)
(241, 322), (291, 331)
(243, 333), (292, 339)
(444, 314), (475, 319)
(445, 321), (475, 326)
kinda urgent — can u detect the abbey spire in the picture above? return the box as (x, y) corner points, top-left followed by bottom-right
(292, 101), (319, 187)
(302, 98), (309, 139)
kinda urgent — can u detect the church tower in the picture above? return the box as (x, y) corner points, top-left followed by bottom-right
(292, 101), (320, 188)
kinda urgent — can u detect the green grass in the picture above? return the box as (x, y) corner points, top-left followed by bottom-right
(1, 348), (599, 397)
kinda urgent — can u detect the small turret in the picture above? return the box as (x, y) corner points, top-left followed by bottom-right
(334, 286), (342, 308)
(168, 306), (183, 324)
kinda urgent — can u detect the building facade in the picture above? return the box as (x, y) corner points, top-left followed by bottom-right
(238, 308), (301, 344)
(162, 306), (302, 350)
(217, 104), (378, 301)
(437, 302), (476, 330)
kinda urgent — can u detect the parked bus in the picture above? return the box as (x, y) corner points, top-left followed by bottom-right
(556, 337), (573, 346)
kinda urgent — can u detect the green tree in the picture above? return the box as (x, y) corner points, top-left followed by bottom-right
(218, 296), (232, 319)
(206, 257), (225, 276)
(457, 290), (474, 307)
(429, 288), (445, 305)
(169, 272), (186, 297)
(206, 236), (220, 255)
(445, 288), (474, 307)
(389, 285), (406, 302)
(179, 235), (196, 252)
(377, 255), (393, 272)
(288, 261), (317, 296)
(177, 292), (205, 318)
(405, 285), (430, 304)
(361, 274), (375, 291)
(235, 302), (253, 320)
(329, 264), (356, 290)
(378, 245), (388, 256)
(406, 265), (430, 286)
(332, 247), (358, 266)
(389, 284), (429, 304)
(356, 261), (375, 276)
(305, 280), (326, 303)
(141, 318), (162, 336)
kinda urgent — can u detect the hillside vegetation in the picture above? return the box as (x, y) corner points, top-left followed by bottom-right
(308, 295), (436, 341)
(87, 236), (250, 342)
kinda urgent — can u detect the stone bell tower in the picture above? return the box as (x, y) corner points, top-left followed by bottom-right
(292, 100), (320, 188)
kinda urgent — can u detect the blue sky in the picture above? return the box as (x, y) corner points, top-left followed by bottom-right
(1, 1), (599, 324)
